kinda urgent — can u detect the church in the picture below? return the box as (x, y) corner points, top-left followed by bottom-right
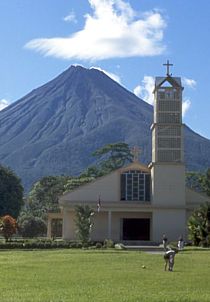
(47, 62), (210, 243)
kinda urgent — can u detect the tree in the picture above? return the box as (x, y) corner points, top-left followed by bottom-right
(186, 169), (210, 195)
(201, 168), (210, 196)
(80, 165), (103, 178)
(64, 176), (95, 192)
(186, 172), (204, 192)
(83, 142), (133, 177)
(0, 215), (17, 241)
(188, 202), (210, 246)
(26, 175), (95, 221)
(18, 214), (47, 238)
(27, 175), (71, 220)
(74, 205), (94, 245)
(0, 165), (24, 218)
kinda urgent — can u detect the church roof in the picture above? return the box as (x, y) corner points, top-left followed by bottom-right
(154, 76), (183, 91)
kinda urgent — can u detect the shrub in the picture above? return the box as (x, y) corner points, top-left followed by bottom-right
(0, 215), (17, 241)
(18, 216), (47, 238)
(74, 205), (94, 244)
(0, 238), (85, 250)
(95, 242), (102, 249)
(69, 242), (83, 248)
(103, 239), (114, 248)
(188, 202), (210, 246)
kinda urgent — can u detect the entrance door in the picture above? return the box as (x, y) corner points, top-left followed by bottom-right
(122, 218), (150, 240)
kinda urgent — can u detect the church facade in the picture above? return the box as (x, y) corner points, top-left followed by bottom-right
(47, 64), (210, 243)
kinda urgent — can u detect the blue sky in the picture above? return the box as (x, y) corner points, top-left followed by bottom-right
(0, 0), (210, 139)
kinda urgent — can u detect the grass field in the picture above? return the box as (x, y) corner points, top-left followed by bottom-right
(0, 248), (210, 302)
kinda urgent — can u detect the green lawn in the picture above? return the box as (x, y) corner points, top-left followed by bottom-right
(0, 248), (209, 302)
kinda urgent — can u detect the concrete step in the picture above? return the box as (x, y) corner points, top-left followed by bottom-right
(125, 245), (165, 252)
(122, 241), (160, 246)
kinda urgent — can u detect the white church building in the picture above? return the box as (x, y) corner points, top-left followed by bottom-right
(47, 62), (210, 243)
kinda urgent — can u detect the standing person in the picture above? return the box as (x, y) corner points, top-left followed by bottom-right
(178, 235), (184, 250)
(164, 249), (178, 272)
(162, 234), (168, 251)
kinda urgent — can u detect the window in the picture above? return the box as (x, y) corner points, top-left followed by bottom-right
(157, 88), (180, 100)
(158, 150), (181, 162)
(158, 100), (180, 111)
(158, 92), (165, 99)
(158, 125), (181, 137)
(158, 112), (181, 124)
(121, 170), (150, 201)
(158, 137), (181, 148)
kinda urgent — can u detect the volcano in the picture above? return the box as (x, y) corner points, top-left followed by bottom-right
(0, 65), (210, 191)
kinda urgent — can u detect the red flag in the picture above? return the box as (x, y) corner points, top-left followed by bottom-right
(97, 194), (101, 212)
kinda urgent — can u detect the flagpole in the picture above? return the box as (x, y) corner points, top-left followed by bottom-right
(97, 194), (101, 212)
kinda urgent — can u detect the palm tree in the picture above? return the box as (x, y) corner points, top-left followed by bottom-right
(188, 202), (210, 246)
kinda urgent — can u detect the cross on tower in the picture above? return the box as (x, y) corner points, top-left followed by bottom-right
(131, 146), (140, 162)
(163, 60), (173, 76)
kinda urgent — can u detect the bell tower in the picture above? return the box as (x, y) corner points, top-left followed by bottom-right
(152, 60), (184, 164)
(151, 61), (186, 241)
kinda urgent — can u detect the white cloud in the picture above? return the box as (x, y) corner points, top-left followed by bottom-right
(25, 0), (167, 61)
(183, 77), (196, 89)
(63, 11), (77, 23)
(133, 76), (155, 105)
(182, 98), (191, 117)
(0, 99), (10, 111)
(90, 66), (121, 84)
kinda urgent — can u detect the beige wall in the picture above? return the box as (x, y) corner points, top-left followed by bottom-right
(60, 171), (120, 204)
(151, 163), (186, 206)
(62, 209), (152, 242)
(91, 212), (109, 241)
(61, 204), (199, 243)
(62, 210), (111, 241)
(63, 209), (76, 240)
(152, 209), (186, 242)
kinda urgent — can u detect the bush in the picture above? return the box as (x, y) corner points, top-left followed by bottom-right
(0, 238), (86, 250)
(0, 242), (23, 249)
(0, 215), (17, 241)
(18, 216), (47, 238)
(199, 240), (208, 248)
(69, 242), (83, 248)
(95, 242), (102, 249)
(103, 239), (114, 248)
